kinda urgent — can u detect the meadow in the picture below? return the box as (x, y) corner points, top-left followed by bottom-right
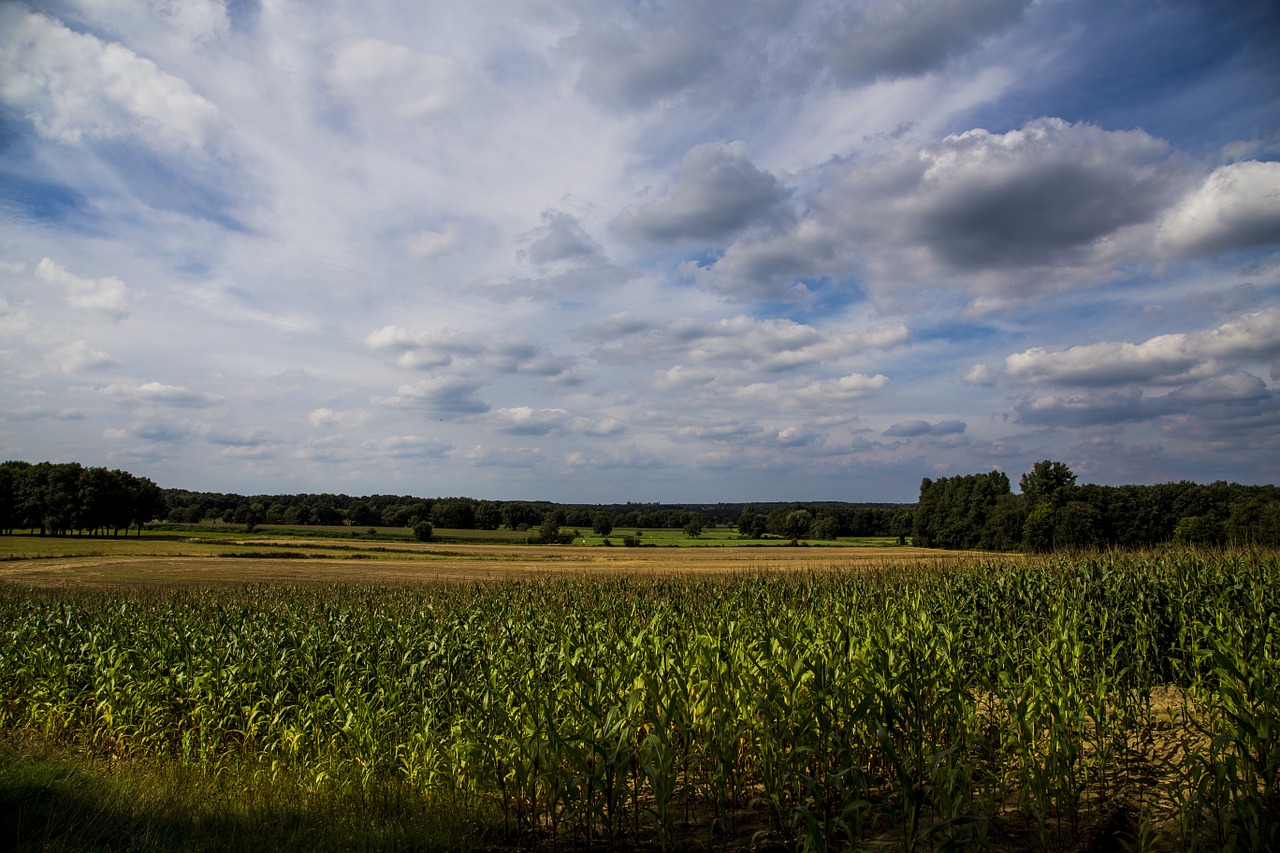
(1, 545), (1277, 852)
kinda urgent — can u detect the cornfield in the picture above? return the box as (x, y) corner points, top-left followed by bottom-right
(2, 551), (1277, 851)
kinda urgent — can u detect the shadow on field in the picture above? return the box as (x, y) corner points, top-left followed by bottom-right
(0, 737), (473, 853)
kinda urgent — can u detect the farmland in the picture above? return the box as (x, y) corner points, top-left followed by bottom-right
(1, 540), (1278, 851)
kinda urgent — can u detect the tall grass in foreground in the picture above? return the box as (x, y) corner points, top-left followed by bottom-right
(1, 550), (1277, 851)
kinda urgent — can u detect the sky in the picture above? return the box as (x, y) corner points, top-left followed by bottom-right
(1, 0), (1279, 504)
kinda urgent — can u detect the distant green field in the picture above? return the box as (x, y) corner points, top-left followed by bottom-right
(0, 525), (902, 563)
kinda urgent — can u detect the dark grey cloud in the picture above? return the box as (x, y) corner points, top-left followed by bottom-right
(1015, 371), (1276, 428)
(130, 421), (189, 443)
(883, 419), (967, 437)
(902, 120), (1186, 271)
(567, 24), (719, 111)
(823, 0), (1030, 85)
(382, 377), (490, 417)
(613, 142), (789, 243)
(365, 327), (579, 380)
(699, 118), (1197, 302)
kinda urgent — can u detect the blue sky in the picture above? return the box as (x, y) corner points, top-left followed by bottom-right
(1, 0), (1278, 503)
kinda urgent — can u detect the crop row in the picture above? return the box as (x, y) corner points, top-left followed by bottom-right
(1, 551), (1277, 850)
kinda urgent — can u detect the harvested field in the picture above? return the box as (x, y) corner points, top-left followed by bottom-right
(0, 542), (1005, 587)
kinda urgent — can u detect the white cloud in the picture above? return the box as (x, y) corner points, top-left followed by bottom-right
(601, 314), (910, 374)
(732, 372), (890, 407)
(0, 9), (222, 149)
(36, 258), (129, 320)
(328, 38), (472, 121)
(1157, 161), (1280, 259)
(99, 381), (218, 407)
(408, 225), (461, 259)
(962, 363), (997, 386)
(1005, 309), (1280, 386)
(50, 340), (118, 373)
(363, 435), (452, 459)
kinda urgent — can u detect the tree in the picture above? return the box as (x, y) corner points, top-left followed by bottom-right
(738, 508), (767, 539)
(980, 494), (1027, 551)
(1174, 515), (1224, 545)
(781, 509), (814, 540)
(412, 520), (433, 542)
(683, 518), (703, 538)
(533, 513), (574, 545)
(1020, 460), (1076, 507)
(809, 515), (840, 540)
(592, 512), (614, 536)
(1022, 502), (1057, 553)
(431, 498), (476, 530)
(1056, 501), (1102, 549)
(913, 471), (1010, 549)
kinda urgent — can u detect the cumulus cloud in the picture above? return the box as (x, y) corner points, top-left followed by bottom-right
(732, 372), (890, 407)
(520, 210), (604, 266)
(823, 0), (1031, 85)
(613, 142), (789, 243)
(99, 381), (218, 407)
(599, 314), (910, 373)
(0, 9), (222, 149)
(1005, 308), (1280, 386)
(962, 363), (997, 386)
(1016, 372), (1276, 429)
(381, 376), (489, 416)
(36, 258), (129, 320)
(50, 340), (118, 373)
(456, 444), (545, 468)
(699, 118), (1192, 303)
(1157, 161), (1280, 259)
(365, 326), (577, 379)
(566, 19), (718, 111)
(362, 435), (452, 459)
(490, 407), (625, 437)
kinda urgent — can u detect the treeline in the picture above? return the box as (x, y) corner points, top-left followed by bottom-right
(735, 503), (912, 540)
(161, 488), (908, 536)
(913, 460), (1280, 551)
(0, 461), (165, 536)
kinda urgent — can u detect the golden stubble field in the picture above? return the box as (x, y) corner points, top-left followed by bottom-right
(0, 539), (1008, 587)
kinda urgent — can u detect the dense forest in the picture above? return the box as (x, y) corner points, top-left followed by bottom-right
(913, 460), (1280, 550)
(0, 460), (906, 539)
(158, 487), (909, 540)
(0, 461), (164, 536)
